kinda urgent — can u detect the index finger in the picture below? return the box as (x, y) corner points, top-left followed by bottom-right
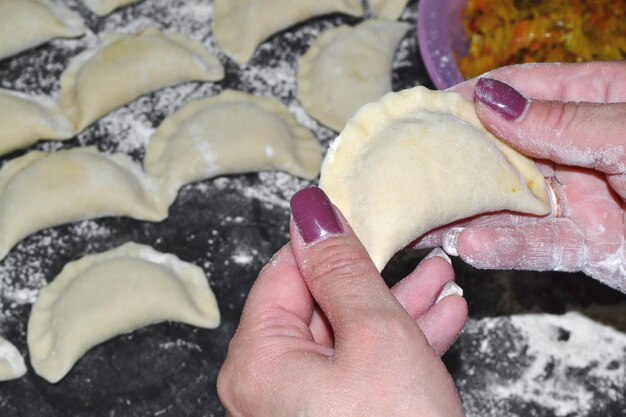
(473, 77), (626, 175)
(450, 61), (626, 103)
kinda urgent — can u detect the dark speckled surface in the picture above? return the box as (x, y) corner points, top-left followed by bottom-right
(0, 1), (624, 416)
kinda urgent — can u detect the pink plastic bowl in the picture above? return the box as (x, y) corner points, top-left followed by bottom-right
(417, 0), (468, 90)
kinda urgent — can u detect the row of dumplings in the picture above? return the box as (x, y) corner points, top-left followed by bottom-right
(2, 18), (412, 158)
(1, 28), (223, 155)
(0, 89), (323, 263)
(3, 0), (412, 64)
(1, 0), (415, 156)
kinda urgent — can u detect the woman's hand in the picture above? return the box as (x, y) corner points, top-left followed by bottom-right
(218, 187), (467, 417)
(418, 62), (626, 292)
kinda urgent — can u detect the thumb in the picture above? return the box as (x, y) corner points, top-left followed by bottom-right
(289, 186), (412, 349)
(473, 77), (626, 175)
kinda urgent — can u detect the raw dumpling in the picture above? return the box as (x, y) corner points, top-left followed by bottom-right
(0, 147), (171, 261)
(213, 0), (363, 65)
(297, 20), (410, 132)
(0, 89), (74, 156)
(28, 242), (220, 383)
(79, 0), (143, 16)
(369, 0), (410, 20)
(0, 335), (27, 381)
(0, 0), (85, 61)
(144, 89), (322, 192)
(319, 87), (551, 271)
(58, 28), (224, 132)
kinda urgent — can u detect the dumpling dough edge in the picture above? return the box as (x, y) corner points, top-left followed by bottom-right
(39, 0), (86, 36)
(368, 0), (411, 20)
(0, 88), (74, 156)
(0, 335), (27, 381)
(0, 0), (86, 60)
(80, 0), (143, 16)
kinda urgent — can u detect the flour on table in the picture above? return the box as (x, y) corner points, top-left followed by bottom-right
(459, 313), (626, 417)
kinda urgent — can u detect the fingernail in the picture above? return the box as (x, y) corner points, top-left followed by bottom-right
(290, 186), (342, 244)
(546, 177), (562, 218)
(435, 281), (464, 304)
(474, 78), (528, 121)
(424, 247), (452, 264)
(442, 227), (464, 257)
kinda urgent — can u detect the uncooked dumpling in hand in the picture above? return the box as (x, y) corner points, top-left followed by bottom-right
(58, 28), (224, 132)
(144, 89), (322, 194)
(0, 335), (27, 381)
(297, 20), (410, 132)
(0, 0), (85, 61)
(79, 0), (143, 16)
(319, 87), (551, 271)
(213, 0), (363, 65)
(0, 88), (74, 156)
(28, 242), (220, 383)
(0, 147), (172, 261)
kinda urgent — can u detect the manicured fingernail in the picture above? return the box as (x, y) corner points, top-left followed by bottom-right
(424, 247), (452, 264)
(435, 281), (464, 304)
(442, 227), (464, 257)
(474, 78), (528, 121)
(290, 186), (342, 244)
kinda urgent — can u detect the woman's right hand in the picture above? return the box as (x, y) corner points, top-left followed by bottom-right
(417, 62), (626, 293)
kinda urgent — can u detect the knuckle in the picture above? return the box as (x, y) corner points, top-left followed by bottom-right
(216, 357), (239, 407)
(304, 240), (373, 286)
(544, 101), (579, 140)
(607, 174), (626, 200)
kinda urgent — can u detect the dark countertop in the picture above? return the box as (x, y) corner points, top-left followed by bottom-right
(0, 1), (624, 416)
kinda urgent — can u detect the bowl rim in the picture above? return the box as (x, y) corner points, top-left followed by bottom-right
(417, 0), (467, 90)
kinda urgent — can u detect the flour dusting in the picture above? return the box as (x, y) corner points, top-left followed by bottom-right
(458, 313), (626, 417)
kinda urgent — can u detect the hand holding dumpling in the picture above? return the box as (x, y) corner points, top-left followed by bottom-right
(420, 62), (626, 293)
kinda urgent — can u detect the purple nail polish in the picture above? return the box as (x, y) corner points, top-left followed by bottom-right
(474, 78), (528, 121)
(290, 186), (342, 244)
